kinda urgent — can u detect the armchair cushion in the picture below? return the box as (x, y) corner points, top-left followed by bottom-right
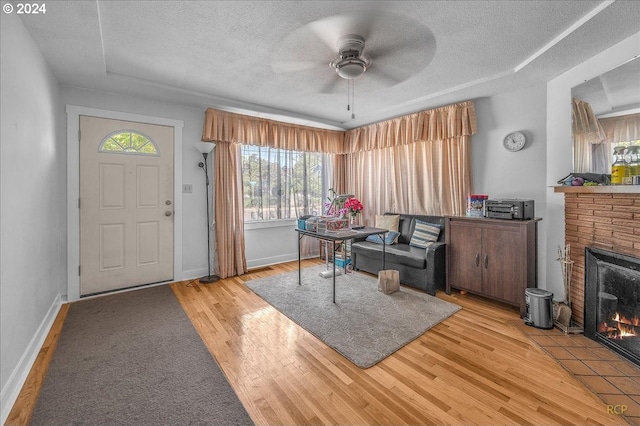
(409, 220), (442, 248)
(375, 214), (400, 232)
(366, 231), (401, 245)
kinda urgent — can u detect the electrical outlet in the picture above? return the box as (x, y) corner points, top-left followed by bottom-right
(183, 184), (193, 193)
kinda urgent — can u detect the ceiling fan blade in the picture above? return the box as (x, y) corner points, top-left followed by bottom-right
(366, 28), (433, 61)
(365, 28), (436, 84)
(365, 67), (406, 87)
(272, 60), (325, 74)
(366, 38), (416, 62)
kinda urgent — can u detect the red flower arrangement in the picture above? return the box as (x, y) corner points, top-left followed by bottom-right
(344, 197), (364, 217)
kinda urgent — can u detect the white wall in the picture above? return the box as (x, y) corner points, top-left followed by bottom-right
(0, 13), (66, 422)
(472, 83), (549, 290)
(472, 84), (547, 202)
(245, 220), (312, 268)
(544, 32), (640, 301)
(60, 87), (211, 278)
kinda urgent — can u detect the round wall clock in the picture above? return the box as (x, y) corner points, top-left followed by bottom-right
(503, 131), (526, 152)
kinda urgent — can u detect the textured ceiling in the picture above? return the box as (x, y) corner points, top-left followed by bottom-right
(17, 0), (640, 129)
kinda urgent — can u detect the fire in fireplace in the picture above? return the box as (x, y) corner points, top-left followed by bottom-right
(599, 312), (639, 339)
(584, 247), (640, 366)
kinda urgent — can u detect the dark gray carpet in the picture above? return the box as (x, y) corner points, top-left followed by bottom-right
(30, 285), (254, 426)
(245, 265), (461, 368)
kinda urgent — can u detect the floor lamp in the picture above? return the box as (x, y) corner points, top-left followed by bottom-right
(196, 141), (220, 284)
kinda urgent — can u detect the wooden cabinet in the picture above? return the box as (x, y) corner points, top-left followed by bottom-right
(445, 217), (540, 316)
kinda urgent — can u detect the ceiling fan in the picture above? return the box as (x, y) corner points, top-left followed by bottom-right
(329, 34), (371, 80)
(270, 11), (435, 99)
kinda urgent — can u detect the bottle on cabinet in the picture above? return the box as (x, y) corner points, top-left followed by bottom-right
(611, 146), (627, 185)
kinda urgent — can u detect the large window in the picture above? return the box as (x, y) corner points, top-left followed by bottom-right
(241, 145), (328, 222)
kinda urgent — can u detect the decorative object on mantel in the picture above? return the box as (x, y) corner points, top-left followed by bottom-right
(554, 244), (583, 334)
(557, 172), (610, 186)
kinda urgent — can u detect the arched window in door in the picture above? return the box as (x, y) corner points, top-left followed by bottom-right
(99, 130), (159, 155)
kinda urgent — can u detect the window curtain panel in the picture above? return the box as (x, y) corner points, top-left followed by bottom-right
(213, 142), (247, 278)
(342, 101), (476, 218)
(572, 98), (607, 172)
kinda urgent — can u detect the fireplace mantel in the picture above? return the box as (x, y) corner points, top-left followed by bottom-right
(554, 185), (640, 194)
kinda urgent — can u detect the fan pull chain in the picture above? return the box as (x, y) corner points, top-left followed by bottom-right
(346, 78), (356, 119)
(347, 78), (351, 112)
(351, 78), (355, 119)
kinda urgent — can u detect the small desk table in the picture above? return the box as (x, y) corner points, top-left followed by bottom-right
(295, 227), (388, 303)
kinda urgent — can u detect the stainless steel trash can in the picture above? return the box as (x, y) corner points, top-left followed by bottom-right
(524, 288), (553, 329)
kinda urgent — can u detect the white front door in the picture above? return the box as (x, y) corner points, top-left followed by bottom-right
(79, 116), (174, 296)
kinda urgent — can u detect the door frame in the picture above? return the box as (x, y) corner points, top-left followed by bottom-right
(67, 105), (184, 302)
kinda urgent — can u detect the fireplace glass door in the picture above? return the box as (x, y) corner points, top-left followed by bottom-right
(585, 247), (640, 366)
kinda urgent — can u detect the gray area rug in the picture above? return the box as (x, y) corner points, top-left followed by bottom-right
(245, 265), (461, 368)
(31, 285), (253, 426)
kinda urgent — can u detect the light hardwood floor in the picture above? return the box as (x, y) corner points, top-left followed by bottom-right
(6, 258), (629, 425)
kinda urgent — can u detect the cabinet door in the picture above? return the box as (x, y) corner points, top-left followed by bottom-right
(448, 223), (483, 292)
(481, 226), (523, 303)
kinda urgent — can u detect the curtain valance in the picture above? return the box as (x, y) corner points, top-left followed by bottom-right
(201, 107), (346, 153)
(343, 101), (477, 152)
(599, 113), (640, 144)
(202, 101), (477, 154)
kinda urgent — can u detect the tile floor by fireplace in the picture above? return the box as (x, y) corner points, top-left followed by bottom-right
(513, 320), (640, 426)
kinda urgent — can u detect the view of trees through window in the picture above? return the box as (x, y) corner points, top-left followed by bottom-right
(99, 131), (158, 155)
(241, 145), (326, 222)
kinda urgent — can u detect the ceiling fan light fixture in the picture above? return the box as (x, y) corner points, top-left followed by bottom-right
(334, 58), (368, 79)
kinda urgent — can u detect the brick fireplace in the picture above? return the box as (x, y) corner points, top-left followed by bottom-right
(555, 187), (640, 326)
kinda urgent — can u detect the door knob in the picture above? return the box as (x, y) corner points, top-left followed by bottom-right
(165, 211), (172, 217)
(166, 200), (172, 205)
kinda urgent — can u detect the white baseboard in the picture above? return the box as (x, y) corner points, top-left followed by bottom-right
(246, 253), (295, 269)
(178, 268), (210, 282)
(1, 294), (63, 425)
(246, 253), (321, 270)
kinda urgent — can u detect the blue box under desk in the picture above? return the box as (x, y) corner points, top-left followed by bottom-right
(334, 258), (351, 268)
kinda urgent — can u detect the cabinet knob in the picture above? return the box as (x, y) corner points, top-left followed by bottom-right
(475, 253), (480, 267)
(484, 255), (488, 268)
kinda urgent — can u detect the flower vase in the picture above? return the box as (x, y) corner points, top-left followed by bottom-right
(350, 215), (356, 228)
